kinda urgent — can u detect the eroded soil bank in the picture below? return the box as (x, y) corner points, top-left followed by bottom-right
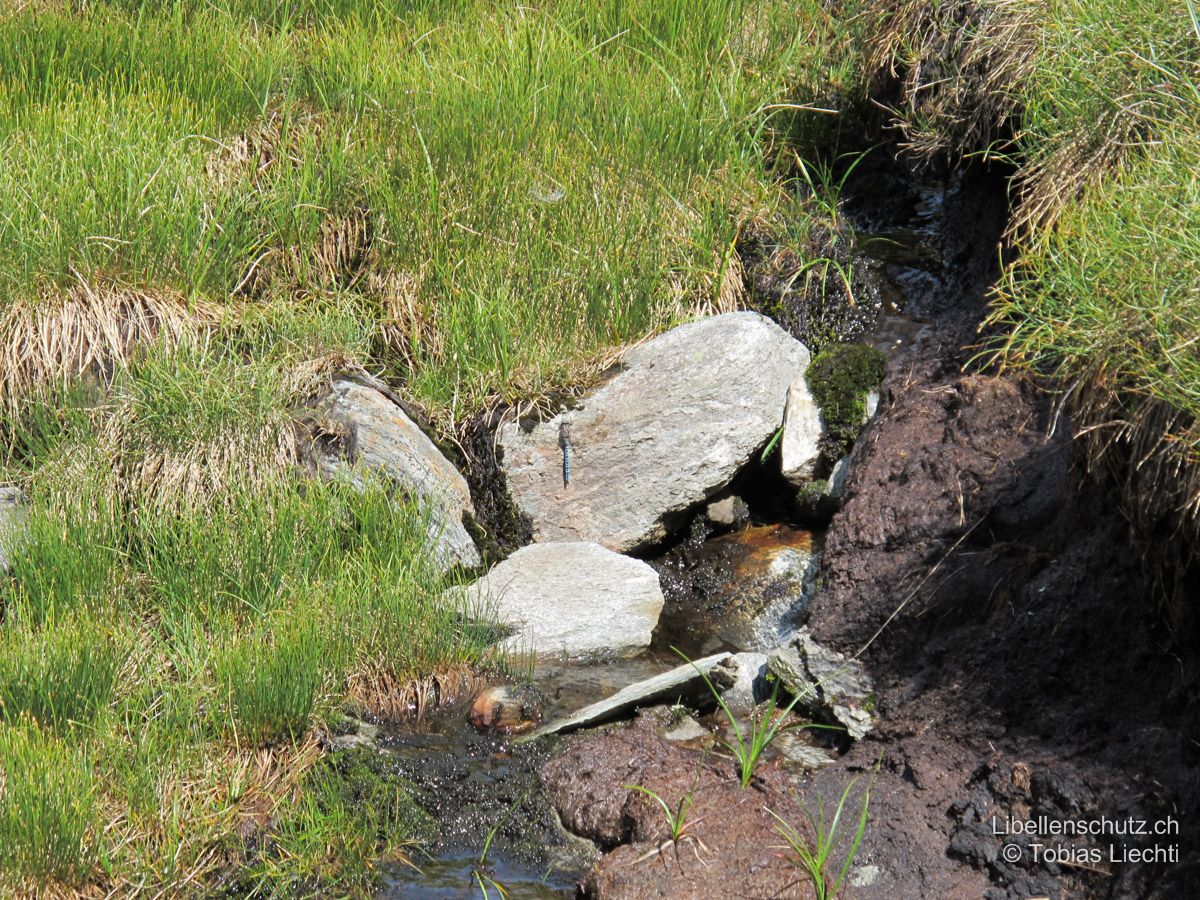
(542, 158), (1200, 898)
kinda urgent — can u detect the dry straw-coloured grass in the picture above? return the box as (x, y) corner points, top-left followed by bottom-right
(864, 0), (1038, 166)
(367, 269), (447, 374)
(346, 664), (485, 721)
(0, 279), (214, 416)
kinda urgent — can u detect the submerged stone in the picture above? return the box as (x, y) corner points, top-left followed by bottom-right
(467, 684), (544, 735)
(498, 312), (809, 552)
(653, 523), (820, 654)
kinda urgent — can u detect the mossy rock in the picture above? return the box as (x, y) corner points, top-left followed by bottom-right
(806, 343), (886, 458)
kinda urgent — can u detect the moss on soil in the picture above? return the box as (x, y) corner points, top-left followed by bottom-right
(807, 343), (886, 457)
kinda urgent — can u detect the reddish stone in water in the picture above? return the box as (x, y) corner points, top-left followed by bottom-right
(468, 685), (544, 735)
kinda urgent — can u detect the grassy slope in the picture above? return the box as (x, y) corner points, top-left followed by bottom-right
(0, 0), (844, 894)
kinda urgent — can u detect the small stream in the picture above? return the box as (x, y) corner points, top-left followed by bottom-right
(368, 165), (955, 898)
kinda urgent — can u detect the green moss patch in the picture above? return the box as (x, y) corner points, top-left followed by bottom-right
(806, 343), (886, 457)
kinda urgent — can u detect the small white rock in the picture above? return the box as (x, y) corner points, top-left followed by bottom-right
(456, 542), (664, 658)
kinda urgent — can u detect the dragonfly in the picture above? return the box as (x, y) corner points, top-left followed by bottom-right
(558, 421), (572, 488)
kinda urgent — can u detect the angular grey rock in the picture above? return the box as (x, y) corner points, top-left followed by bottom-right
(0, 487), (24, 573)
(827, 455), (852, 501)
(315, 379), (480, 571)
(712, 652), (769, 715)
(706, 495), (749, 528)
(521, 652), (731, 740)
(499, 312), (809, 552)
(781, 370), (823, 486)
(457, 542), (664, 659)
(768, 628), (877, 740)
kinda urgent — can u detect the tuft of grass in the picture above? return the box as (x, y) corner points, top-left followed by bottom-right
(626, 784), (698, 844)
(676, 648), (812, 788)
(245, 746), (433, 894)
(216, 617), (326, 748)
(0, 725), (96, 889)
(769, 776), (872, 900)
(0, 615), (121, 732)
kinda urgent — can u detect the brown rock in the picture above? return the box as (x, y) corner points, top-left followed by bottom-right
(468, 685), (544, 735)
(542, 717), (819, 898)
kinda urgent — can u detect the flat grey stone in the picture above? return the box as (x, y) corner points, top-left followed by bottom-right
(851, 865), (883, 888)
(456, 542), (663, 659)
(521, 652), (732, 740)
(768, 628), (877, 740)
(315, 379), (480, 571)
(663, 716), (711, 743)
(774, 732), (838, 770)
(499, 312), (809, 551)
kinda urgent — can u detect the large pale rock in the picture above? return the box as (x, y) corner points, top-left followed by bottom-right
(781, 371), (823, 486)
(0, 487), (23, 572)
(315, 379), (480, 570)
(499, 312), (809, 551)
(457, 542), (664, 659)
(523, 652), (732, 740)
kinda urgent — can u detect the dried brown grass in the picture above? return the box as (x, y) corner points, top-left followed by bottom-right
(366, 269), (446, 374)
(864, 0), (1038, 165)
(0, 279), (214, 416)
(346, 665), (485, 722)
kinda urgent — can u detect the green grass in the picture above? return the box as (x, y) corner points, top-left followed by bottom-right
(0, 615), (122, 731)
(769, 775), (871, 900)
(0, 725), (97, 888)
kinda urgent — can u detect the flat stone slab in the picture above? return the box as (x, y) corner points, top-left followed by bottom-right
(315, 379), (480, 571)
(521, 652), (732, 740)
(456, 541), (664, 659)
(499, 312), (809, 551)
(768, 628), (877, 740)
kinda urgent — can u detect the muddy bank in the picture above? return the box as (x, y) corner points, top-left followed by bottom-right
(538, 157), (1200, 898)
(801, 158), (1200, 899)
